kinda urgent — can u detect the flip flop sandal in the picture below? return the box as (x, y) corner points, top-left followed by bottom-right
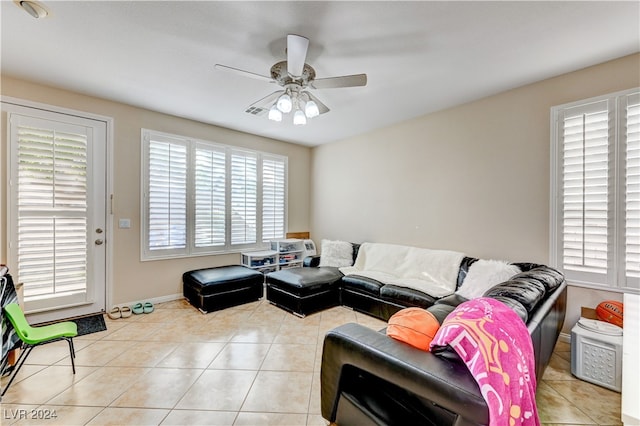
(107, 306), (122, 320)
(120, 306), (133, 318)
(143, 302), (154, 314)
(132, 302), (144, 315)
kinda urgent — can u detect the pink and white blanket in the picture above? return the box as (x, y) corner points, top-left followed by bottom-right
(430, 297), (539, 426)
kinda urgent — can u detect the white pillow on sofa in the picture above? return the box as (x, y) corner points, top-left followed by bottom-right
(319, 239), (354, 267)
(455, 260), (521, 299)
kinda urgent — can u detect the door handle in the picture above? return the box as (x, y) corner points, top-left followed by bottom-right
(95, 239), (104, 246)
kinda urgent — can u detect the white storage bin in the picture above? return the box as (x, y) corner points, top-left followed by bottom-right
(571, 317), (622, 392)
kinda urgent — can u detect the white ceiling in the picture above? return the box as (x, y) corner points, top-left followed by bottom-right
(1, 1), (638, 146)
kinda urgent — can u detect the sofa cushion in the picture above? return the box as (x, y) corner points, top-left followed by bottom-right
(380, 285), (437, 308)
(455, 260), (521, 300)
(342, 275), (384, 297)
(266, 267), (343, 297)
(319, 240), (354, 267)
(509, 266), (564, 293)
(483, 279), (546, 314)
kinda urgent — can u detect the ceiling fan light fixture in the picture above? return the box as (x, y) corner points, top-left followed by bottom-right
(293, 109), (307, 126)
(17, 0), (48, 19)
(304, 100), (319, 118)
(276, 93), (292, 113)
(268, 104), (282, 122)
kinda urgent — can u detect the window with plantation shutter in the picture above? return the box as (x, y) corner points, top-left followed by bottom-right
(552, 88), (640, 292)
(144, 136), (187, 254)
(624, 94), (640, 280)
(230, 150), (258, 245)
(262, 155), (287, 240)
(141, 129), (287, 259)
(194, 144), (226, 248)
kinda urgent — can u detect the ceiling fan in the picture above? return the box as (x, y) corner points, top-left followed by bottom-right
(215, 34), (367, 125)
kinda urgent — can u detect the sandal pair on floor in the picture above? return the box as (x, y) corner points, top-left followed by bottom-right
(132, 302), (154, 314)
(107, 306), (132, 320)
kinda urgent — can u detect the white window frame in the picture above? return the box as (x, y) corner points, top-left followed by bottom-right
(550, 88), (640, 293)
(141, 129), (288, 260)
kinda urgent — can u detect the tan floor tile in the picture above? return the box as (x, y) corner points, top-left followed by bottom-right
(13, 405), (104, 426)
(261, 344), (316, 372)
(160, 409), (237, 425)
(308, 372), (322, 414)
(545, 380), (622, 425)
(111, 368), (202, 409)
(101, 322), (164, 341)
(106, 342), (178, 367)
(175, 369), (257, 411)
(46, 366), (149, 407)
(23, 340), (90, 366)
(156, 342), (225, 368)
(306, 414), (331, 426)
(209, 343), (271, 370)
(536, 382), (594, 424)
(56, 340), (131, 367)
(241, 371), (312, 413)
(1, 366), (98, 405)
(156, 299), (193, 310)
(542, 353), (577, 381)
(234, 412), (308, 425)
(229, 324), (280, 343)
(274, 324), (321, 345)
(0, 364), (47, 388)
(283, 311), (322, 326)
(85, 407), (169, 425)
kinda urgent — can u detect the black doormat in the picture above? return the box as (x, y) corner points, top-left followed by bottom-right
(69, 313), (107, 336)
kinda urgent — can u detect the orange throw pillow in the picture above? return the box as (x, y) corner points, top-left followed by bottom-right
(386, 307), (440, 351)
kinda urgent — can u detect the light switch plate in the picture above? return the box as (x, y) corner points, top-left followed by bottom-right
(119, 218), (131, 229)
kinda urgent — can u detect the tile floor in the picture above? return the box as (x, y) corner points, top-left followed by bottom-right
(1, 298), (622, 425)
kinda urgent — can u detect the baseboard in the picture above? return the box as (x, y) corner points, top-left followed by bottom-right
(559, 332), (571, 344)
(115, 293), (183, 309)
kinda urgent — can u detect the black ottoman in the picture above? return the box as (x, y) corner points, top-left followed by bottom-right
(265, 267), (343, 317)
(183, 265), (264, 313)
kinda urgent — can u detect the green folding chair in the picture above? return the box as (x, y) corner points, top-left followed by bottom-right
(1, 303), (78, 397)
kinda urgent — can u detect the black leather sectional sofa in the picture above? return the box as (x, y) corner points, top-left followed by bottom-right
(320, 262), (567, 425)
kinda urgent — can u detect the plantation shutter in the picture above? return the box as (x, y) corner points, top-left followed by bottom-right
(15, 120), (88, 299)
(625, 95), (640, 282)
(147, 138), (187, 252)
(194, 144), (226, 248)
(231, 150), (257, 245)
(560, 100), (611, 279)
(262, 155), (286, 240)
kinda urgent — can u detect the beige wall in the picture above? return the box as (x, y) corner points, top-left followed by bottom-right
(310, 53), (639, 333)
(1, 76), (311, 305)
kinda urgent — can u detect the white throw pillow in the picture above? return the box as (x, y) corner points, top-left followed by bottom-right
(455, 260), (521, 299)
(319, 240), (354, 267)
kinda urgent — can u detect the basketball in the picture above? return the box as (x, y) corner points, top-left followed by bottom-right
(596, 300), (623, 327)
(386, 307), (440, 351)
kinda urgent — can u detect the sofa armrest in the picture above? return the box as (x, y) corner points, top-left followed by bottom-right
(303, 255), (321, 267)
(321, 323), (489, 425)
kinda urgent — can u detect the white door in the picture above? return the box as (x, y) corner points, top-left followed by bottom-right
(7, 106), (107, 323)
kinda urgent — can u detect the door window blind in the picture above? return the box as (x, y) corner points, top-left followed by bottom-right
(16, 123), (88, 298)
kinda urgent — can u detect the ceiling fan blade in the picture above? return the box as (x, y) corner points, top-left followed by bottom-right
(214, 64), (274, 83)
(305, 92), (330, 115)
(287, 34), (309, 77)
(312, 73), (367, 89)
(244, 90), (284, 116)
